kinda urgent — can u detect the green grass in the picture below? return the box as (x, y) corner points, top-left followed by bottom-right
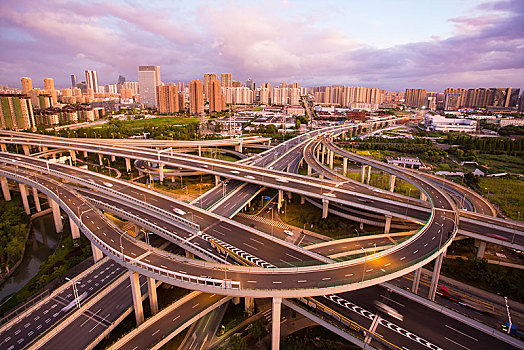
(477, 154), (524, 174)
(478, 177), (524, 219)
(91, 116), (200, 130)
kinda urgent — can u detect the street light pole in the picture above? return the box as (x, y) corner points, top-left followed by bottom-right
(361, 247), (367, 282)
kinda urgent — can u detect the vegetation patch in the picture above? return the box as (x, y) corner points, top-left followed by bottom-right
(0, 197), (31, 273)
(478, 176), (524, 219)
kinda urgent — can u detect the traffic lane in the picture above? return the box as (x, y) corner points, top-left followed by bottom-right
(179, 302), (228, 350)
(0, 260), (121, 350)
(459, 221), (524, 246)
(332, 287), (515, 350)
(118, 293), (225, 350)
(39, 275), (147, 350)
(212, 183), (262, 217)
(309, 236), (402, 257)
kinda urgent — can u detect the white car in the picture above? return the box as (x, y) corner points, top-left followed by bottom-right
(230, 170), (240, 174)
(284, 230), (293, 236)
(173, 208), (186, 215)
(245, 175), (255, 180)
(276, 178), (289, 183)
(103, 182), (113, 187)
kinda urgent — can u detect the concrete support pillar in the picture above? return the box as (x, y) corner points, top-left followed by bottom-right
(125, 158), (131, 172)
(361, 165), (367, 183)
(32, 187), (41, 212)
(343, 158), (348, 177)
(171, 176), (175, 182)
(0, 144), (6, 152)
(300, 195), (305, 205)
(69, 150), (76, 163)
(316, 146), (320, 160)
(42, 146), (48, 152)
(477, 240), (487, 259)
(19, 183), (30, 215)
(287, 191), (292, 200)
(0, 177), (10, 201)
(134, 224), (140, 236)
(111, 155), (116, 162)
(384, 215), (392, 234)
(83, 151), (88, 158)
(49, 197), (63, 233)
(272, 297), (282, 350)
(98, 154), (103, 166)
(277, 189), (283, 212)
(329, 150), (334, 169)
(185, 250), (195, 259)
(428, 252), (445, 301)
(412, 268), (422, 294)
(22, 145), (30, 156)
(198, 145), (202, 157)
(147, 277), (159, 315)
(129, 271), (144, 325)
(307, 164), (312, 176)
(158, 164), (164, 182)
(360, 222), (364, 230)
(321, 145), (325, 164)
(92, 243), (104, 263)
(70, 217), (80, 240)
(215, 175), (220, 186)
(232, 296), (240, 305)
(245, 297), (255, 316)
(322, 199), (329, 219)
(366, 165), (372, 184)
(389, 174), (396, 192)
(420, 192), (427, 201)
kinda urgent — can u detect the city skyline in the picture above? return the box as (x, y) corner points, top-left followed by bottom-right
(1, 0), (523, 91)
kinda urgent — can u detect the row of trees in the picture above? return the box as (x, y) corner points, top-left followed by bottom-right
(0, 200), (30, 272)
(446, 134), (524, 153)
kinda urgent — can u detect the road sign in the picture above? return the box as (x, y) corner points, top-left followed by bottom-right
(263, 196), (271, 200)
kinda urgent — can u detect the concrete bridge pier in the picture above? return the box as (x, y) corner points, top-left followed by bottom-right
(343, 158), (348, 177)
(129, 271), (144, 325)
(159, 164), (164, 182)
(329, 150), (334, 169)
(389, 174), (396, 192)
(384, 215), (392, 234)
(48, 196), (63, 233)
(83, 151), (88, 158)
(0, 176), (10, 201)
(125, 158), (131, 172)
(215, 175), (220, 186)
(32, 187), (41, 212)
(307, 164), (312, 176)
(245, 297), (255, 316)
(322, 199), (329, 219)
(300, 195), (305, 205)
(92, 243), (104, 263)
(110, 154), (116, 162)
(22, 145), (30, 155)
(412, 268), (422, 294)
(366, 165), (372, 184)
(321, 145), (326, 164)
(0, 143), (6, 152)
(69, 217), (80, 239)
(69, 150), (76, 163)
(185, 250), (195, 259)
(19, 183), (30, 215)
(277, 190), (283, 212)
(420, 192), (427, 201)
(272, 297), (282, 350)
(98, 154), (103, 166)
(428, 251), (445, 301)
(361, 165), (367, 183)
(476, 240), (487, 258)
(235, 141), (243, 153)
(315, 145), (320, 160)
(147, 277), (159, 315)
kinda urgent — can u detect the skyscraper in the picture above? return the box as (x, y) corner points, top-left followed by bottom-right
(138, 65), (161, 108)
(85, 70), (99, 93)
(189, 80), (204, 114)
(156, 85), (179, 114)
(405, 89), (427, 108)
(209, 80), (225, 112)
(221, 73), (232, 88)
(246, 78), (255, 90)
(118, 75), (126, 85)
(21, 77), (33, 95)
(71, 74), (77, 88)
(44, 78), (57, 105)
(204, 73), (218, 100)
(0, 94), (36, 130)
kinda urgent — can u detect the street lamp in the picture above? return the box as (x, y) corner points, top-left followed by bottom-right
(65, 277), (82, 309)
(361, 247), (367, 282)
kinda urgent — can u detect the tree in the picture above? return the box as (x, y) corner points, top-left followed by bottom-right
(249, 320), (267, 346)
(229, 334), (247, 350)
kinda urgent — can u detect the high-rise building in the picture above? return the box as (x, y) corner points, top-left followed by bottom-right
(138, 65), (161, 108)
(0, 94), (36, 130)
(508, 88), (521, 108)
(123, 81), (139, 95)
(85, 70), (99, 93)
(189, 80), (204, 114)
(405, 89), (427, 108)
(71, 74), (77, 88)
(221, 73), (232, 88)
(232, 81), (241, 88)
(209, 80), (225, 112)
(204, 73), (218, 100)
(21, 77), (33, 95)
(156, 85), (179, 114)
(44, 78), (58, 104)
(246, 78), (255, 90)
(118, 75), (126, 85)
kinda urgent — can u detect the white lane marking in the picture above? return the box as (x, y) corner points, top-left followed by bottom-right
(297, 280), (307, 283)
(248, 280), (257, 283)
(413, 250), (418, 254)
(444, 337), (471, 350)
(400, 257), (406, 261)
(445, 325), (478, 341)
(152, 329), (161, 337)
(272, 281), (282, 284)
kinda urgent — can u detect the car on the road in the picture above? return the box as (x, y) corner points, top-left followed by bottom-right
(173, 208), (186, 215)
(103, 182), (113, 187)
(245, 175), (255, 180)
(284, 230), (293, 236)
(230, 170), (240, 174)
(250, 224), (257, 229)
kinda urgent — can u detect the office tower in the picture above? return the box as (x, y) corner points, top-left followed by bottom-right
(123, 81), (139, 95)
(508, 88), (521, 108)
(178, 93), (185, 112)
(177, 81), (186, 93)
(43, 78), (58, 105)
(209, 80), (225, 112)
(21, 77), (33, 95)
(491, 88), (510, 107)
(221, 73), (232, 87)
(118, 75), (126, 85)
(291, 82), (300, 89)
(232, 81), (241, 88)
(259, 87), (270, 105)
(246, 78), (255, 90)
(204, 73), (218, 100)
(120, 89), (133, 99)
(444, 88), (467, 108)
(138, 65), (161, 108)
(0, 94), (36, 130)
(405, 89), (427, 108)
(444, 94), (461, 110)
(71, 74), (77, 88)
(189, 80), (204, 114)
(156, 85), (179, 114)
(85, 70), (99, 93)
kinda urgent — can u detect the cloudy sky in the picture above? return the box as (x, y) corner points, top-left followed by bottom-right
(1, 0), (523, 91)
